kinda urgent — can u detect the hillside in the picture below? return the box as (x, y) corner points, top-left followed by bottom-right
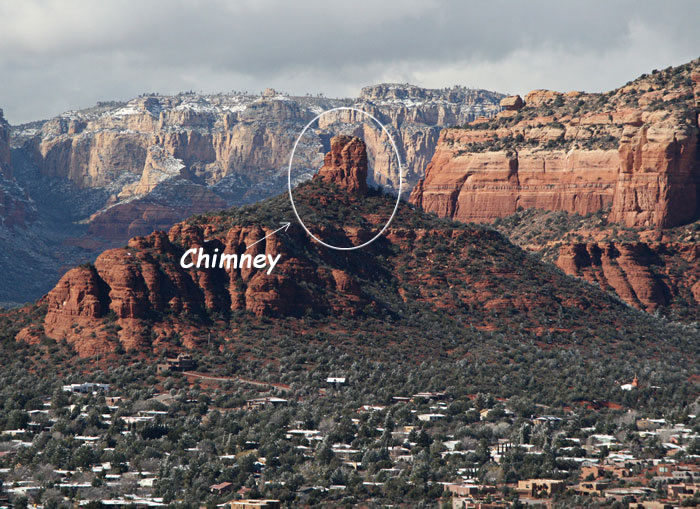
(410, 58), (700, 319)
(491, 209), (700, 322)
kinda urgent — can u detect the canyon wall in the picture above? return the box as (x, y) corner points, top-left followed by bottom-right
(411, 60), (700, 318)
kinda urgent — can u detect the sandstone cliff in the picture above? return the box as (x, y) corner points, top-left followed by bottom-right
(411, 59), (700, 229)
(491, 208), (700, 321)
(411, 59), (700, 318)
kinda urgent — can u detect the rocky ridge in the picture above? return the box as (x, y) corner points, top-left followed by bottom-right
(17, 140), (637, 356)
(490, 208), (700, 320)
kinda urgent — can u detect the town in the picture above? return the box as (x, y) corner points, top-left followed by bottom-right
(0, 353), (697, 508)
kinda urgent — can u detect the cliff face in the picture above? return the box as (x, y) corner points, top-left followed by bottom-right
(412, 60), (700, 319)
(1, 84), (501, 304)
(556, 240), (699, 316)
(0, 109), (34, 229)
(411, 59), (700, 229)
(11, 86), (502, 242)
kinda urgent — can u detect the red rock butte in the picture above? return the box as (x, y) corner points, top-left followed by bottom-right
(314, 135), (368, 194)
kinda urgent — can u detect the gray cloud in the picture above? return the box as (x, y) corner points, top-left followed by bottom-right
(0, 0), (698, 123)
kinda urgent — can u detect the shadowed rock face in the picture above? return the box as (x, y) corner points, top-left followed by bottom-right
(314, 135), (368, 194)
(0, 109), (34, 229)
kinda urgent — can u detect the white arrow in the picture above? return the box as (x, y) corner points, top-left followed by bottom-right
(246, 222), (291, 250)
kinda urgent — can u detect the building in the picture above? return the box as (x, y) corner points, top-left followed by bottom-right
(418, 413), (446, 422)
(446, 483), (497, 497)
(245, 397), (288, 410)
(326, 377), (346, 385)
(62, 383), (110, 394)
(516, 479), (565, 498)
(210, 481), (233, 495)
(157, 353), (196, 374)
(451, 498), (507, 509)
(575, 480), (610, 496)
(629, 503), (674, 509)
(228, 500), (280, 509)
(621, 375), (639, 391)
(604, 487), (654, 502)
(412, 391), (447, 401)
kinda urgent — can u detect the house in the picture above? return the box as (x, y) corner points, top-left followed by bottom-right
(157, 353), (196, 374)
(575, 480), (610, 496)
(418, 413), (445, 422)
(621, 375), (639, 391)
(629, 503), (674, 509)
(412, 391), (447, 401)
(331, 444), (361, 460)
(210, 481), (233, 494)
(285, 429), (321, 440)
(451, 498), (507, 509)
(580, 464), (629, 480)
(636, 418), (665, 431)
(445, 483), (496, 497)
(604, 487), (653, 502)
(668, 483), (699, 500)
(228, 500), (280, 509)
(359, 405), (386, 413)
(516, 479), (565, 497)
(245, 397), (287, 410)
(62, 383), (110, 394)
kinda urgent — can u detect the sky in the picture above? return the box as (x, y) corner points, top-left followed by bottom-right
(0, 0), (698, 124)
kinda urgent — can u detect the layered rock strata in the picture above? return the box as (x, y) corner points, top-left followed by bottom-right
(411, 60), (700, 229)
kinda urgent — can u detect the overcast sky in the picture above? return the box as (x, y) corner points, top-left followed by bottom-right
(0, 0), (698, 124)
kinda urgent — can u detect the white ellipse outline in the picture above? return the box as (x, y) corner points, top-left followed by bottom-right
(287, 106), (403, 251)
